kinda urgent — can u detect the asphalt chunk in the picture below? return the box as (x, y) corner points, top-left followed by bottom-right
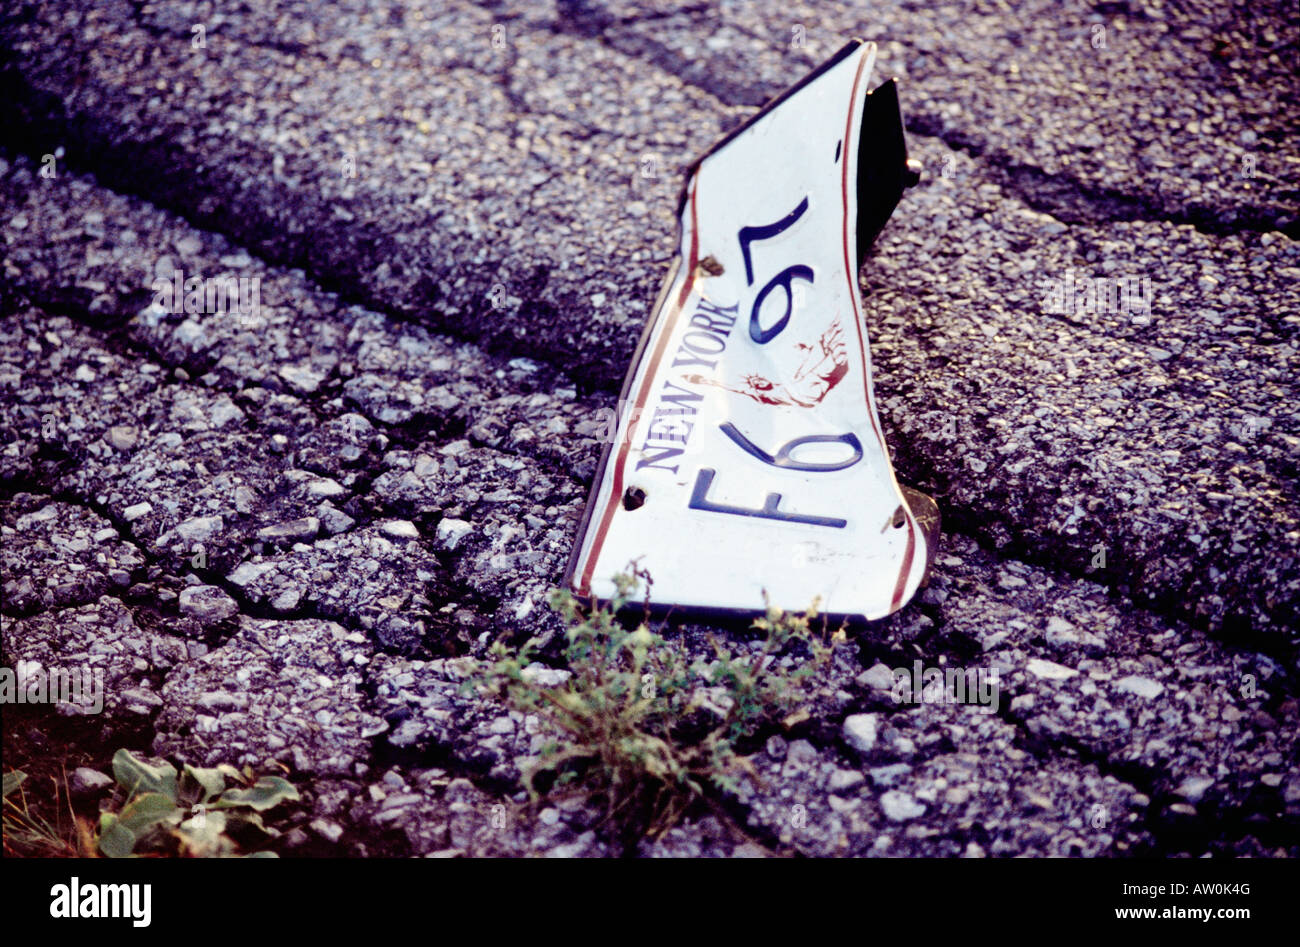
(0, 495), (146, 614)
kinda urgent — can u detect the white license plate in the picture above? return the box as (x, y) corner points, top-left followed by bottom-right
(567, 40), (932, 620)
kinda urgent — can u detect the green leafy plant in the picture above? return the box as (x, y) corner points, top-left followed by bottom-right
(96, 749), (300, 857)
(5, 750), (301, 858)
(475, 568), (834, 840)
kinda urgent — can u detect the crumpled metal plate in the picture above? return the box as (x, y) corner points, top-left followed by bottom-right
(566, 39), (935, 619)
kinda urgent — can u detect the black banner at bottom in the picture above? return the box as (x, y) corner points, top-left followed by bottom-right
(2, 856), (1290, 933)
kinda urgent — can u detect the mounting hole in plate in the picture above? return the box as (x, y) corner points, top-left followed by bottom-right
(892, 504), (907, 528)
(622, 486), (647, 511)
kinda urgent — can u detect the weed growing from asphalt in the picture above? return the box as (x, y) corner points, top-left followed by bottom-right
(1, 769), (91, 856)
(475, 568), (833, 841)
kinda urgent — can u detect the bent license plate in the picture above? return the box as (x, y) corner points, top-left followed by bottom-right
(566, 39), (930, 620)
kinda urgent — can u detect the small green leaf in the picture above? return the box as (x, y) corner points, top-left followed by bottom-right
(111, 749), (178, 802)
(180, 764), (227, 803)
(3, 770), (27, 799)
(97, 814), (136, 858)
(116, 791), (181, 836)
(212, 776), (300, 812)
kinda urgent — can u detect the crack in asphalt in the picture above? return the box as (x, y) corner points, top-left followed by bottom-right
(901, 113), (1298, 239)
(122, 0), (320, 62)
(0, 452), (531, 845)
(559, 0), (1296, 239)
(834, 606), (1291, 857)
(0, 279), (569, 652)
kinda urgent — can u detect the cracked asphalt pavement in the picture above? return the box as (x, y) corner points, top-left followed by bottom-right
(1, 0), (1296, 858)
